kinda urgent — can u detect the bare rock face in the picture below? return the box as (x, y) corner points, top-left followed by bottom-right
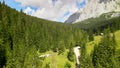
(65, 0), (120, 23)
(99, 0), (113, 4)
(65, 13), (80, 23)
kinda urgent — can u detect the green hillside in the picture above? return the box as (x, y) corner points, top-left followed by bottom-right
(0, 2), (87, 68)
(86, 30), (120, 55)
(74, 12), (120, 33)
(0, 1), (120, 68)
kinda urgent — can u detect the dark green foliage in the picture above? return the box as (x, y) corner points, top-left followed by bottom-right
(80, 44), (93, 68)
(0, 2), (86, 67)
(1, 1), (120, 68)
(74, 12), (120, 68)
(79, 29), (120, 68)
(45, 63), (50, 68)
(58, 41), (65, 55)
(88, 30), (94, 41)
(80, 56), (93, 68)
(64, 62), (71, 68)
(92, 30), (118, 68)
(116, 49), (120, 67)
(67, 49), (75, 62)
(0, 45), (6, 68)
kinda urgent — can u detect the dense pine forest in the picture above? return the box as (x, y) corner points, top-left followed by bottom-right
(0, 1), (120, 68)
(0, 2), (87, 68)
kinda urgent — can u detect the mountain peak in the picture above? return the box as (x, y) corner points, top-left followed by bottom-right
(65, 0), (120, 23)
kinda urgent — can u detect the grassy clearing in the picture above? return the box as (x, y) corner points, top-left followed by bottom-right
(86, 30), (120, 55)
(114, 30), (120, 50)
(86, 36), (102, 55)
(38, 50), (76, 68)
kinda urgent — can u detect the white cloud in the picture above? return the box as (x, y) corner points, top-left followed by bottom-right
(24, 7), (35, 15)
(15, 0), (84, 22)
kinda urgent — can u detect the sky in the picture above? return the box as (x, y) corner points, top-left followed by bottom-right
(0, 0), (87, 22)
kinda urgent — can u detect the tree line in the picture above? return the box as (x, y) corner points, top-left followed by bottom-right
(0, 1), (120, 68)
(0, 2), (87, 68)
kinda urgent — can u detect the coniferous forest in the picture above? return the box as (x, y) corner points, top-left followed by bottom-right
(0, 2), (120, 68)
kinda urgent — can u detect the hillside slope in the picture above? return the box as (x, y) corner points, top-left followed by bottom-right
(0, 2), (87, 68)
(0, 1), (120, 68)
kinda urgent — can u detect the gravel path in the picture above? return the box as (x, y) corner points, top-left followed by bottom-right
(73, 46), (80, 65)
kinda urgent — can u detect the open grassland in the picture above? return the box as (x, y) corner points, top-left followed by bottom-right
(86, 36), (102, 55)
(114, 30), (120, 50)
(38, 50), (76, 68)
(86, 30), (120, 55)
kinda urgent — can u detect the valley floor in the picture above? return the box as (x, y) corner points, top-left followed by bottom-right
(39, 30), (120, 68)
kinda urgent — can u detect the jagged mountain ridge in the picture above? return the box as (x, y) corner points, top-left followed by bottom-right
(65, 0), (120, 23)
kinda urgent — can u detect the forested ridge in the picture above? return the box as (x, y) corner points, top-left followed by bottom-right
(0, 2), (87, 68)
(74, 11), (120, 68)
(0, 1), (120, 68)
(74, 12), (120, 41)
(74, 12), (120, 34)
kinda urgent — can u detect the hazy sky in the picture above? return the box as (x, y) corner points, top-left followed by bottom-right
(0, 0), (86, 22)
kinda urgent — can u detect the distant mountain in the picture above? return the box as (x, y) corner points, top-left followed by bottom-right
(65, 0), (120, 23)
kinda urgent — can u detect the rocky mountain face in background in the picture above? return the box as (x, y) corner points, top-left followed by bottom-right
(65, 0), (120, 23)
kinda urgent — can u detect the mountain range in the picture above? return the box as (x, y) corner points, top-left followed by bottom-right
(65, 0), (120, 23)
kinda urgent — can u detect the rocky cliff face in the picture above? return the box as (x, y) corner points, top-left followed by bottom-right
(65, 0), (120, 23)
